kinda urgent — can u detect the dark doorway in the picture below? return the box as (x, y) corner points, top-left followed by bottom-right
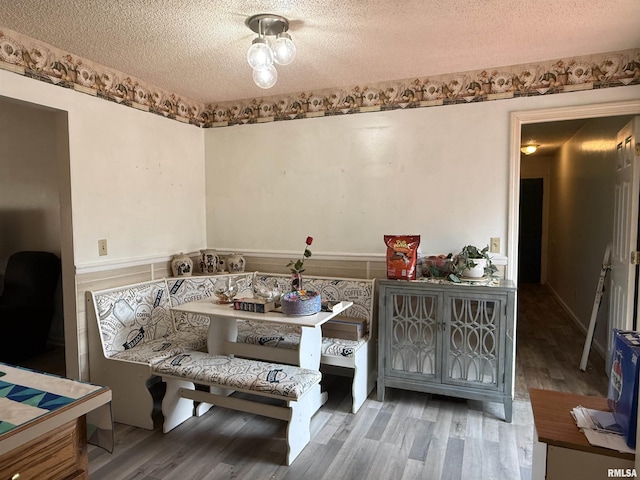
(518, 178), (543, 283)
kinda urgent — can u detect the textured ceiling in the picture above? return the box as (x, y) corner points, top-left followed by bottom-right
(1, 0), (639, 105)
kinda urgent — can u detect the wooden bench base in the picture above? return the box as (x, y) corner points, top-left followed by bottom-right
(152, 352), (322, 465)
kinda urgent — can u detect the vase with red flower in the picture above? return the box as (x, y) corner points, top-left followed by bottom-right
(287, 236), (313, 291)
(290, 273), (303, 291)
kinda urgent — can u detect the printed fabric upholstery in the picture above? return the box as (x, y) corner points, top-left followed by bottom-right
(321, 336), (367, 357)
(236, 321), (367, 357)
(168, 329), (208, 351)
(152, 351), (321, 400)
(168, 273), (254, 333)
(93, 280), (175, 358)
(236, 320), (301, 350)
(110, 337), (189, 363)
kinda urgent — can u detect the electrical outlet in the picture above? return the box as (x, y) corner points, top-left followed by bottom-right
(98, 239), (108, 256)
(490, 237), (501, 253)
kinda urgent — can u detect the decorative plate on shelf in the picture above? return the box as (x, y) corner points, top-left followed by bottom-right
(0, 36), (21, 64)
(76, 65), (96, 87)
(491, 72), (513, 93)
(422, 81), (442, 100)
(568, 62), (592, 84)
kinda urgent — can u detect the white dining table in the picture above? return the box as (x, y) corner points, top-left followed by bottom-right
(170, 298), (353, 413)
(170, 298), (354, 371)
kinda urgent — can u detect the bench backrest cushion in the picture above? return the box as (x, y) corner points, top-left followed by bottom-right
(254, 273), (374, 325)
(90, 279), (174, 358)
(168, 273), (254, 332)
(152, 351), (321, 400)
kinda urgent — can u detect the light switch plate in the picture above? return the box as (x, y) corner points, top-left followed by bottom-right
(98, 239), (108, 256)
(490, 237), (501, 253)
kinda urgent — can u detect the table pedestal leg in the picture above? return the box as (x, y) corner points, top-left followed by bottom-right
(206, 314), (237, 397)
(299, 325), (327, 410)
(207, 315), (237, 355)
(298, 326), (322, 370)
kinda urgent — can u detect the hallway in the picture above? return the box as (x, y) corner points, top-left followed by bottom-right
(515, 282), (609, 400)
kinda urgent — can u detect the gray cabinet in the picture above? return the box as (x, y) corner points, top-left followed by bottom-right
(377, 279), (517, 422)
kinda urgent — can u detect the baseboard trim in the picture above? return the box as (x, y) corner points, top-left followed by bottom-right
(545, 283), (606, 360)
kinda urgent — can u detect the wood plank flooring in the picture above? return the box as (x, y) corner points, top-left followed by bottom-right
(515, 283), (608, 400)
(22, 283), (612, 479)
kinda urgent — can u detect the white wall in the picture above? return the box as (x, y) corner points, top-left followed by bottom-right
(205, 86), (640, 264)
(0, 69), (207, 267)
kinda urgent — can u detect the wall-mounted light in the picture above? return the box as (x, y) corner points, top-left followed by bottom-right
(520, 143), (539, 155)
(246, 14), (296, 89)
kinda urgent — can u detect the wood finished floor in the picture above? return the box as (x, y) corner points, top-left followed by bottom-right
(24, 283), (611, 479)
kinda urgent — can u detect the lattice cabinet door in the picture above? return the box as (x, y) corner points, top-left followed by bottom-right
(384, 290), (442, 381)
(442, 293), (506, 391)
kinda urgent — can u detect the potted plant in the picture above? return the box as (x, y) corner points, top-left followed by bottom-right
(450, 244), (498, 280)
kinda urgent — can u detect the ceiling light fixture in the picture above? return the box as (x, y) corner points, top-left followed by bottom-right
(520, 143), (539, 155)
(246, 14), (296, 89)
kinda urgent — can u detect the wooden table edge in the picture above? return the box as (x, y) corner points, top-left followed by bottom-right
(529, 388), (634, 461)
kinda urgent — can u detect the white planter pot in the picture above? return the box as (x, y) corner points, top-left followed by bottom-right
(462, 258), (486, 278)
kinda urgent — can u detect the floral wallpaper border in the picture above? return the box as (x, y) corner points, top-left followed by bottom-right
(1, 27), (639, 129)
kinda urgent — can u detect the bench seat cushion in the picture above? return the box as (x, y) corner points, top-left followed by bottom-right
(236, 320), (367, 358)
(110, 337), (189, 364)
(152, 351), (321, 400)
(167, 330), (207, 351)
(321, 336), (367, 357)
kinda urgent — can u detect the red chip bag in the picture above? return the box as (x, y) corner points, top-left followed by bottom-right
(384, 235), (420, 280)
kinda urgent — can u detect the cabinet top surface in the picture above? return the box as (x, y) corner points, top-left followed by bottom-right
(378, 278), (517, 291)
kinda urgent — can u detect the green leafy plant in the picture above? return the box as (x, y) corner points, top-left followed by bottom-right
(449, 244), (498, 281)
(287, 236), (313, 274)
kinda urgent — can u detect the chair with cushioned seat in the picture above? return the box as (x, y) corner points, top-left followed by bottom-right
(0, 251), (61, 362)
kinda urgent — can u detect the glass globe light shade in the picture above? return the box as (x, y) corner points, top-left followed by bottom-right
(247, 38), (274, 70)
(520, 144), (539, 155)
(253, 64), (278, 89)
(273, 32), (296, 66)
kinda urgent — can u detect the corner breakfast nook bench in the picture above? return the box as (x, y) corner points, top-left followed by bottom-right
(86, 271), (376, 431)
(151, 350), (321, 465)
(86, 273), (254, 429)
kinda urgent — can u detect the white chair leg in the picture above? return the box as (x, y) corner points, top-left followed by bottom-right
(162, 378), (195, 433)
(285, 385), (317, 465)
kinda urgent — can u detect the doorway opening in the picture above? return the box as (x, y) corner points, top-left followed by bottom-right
(518, 178), (543, 284)
(0, 95), (72, 377)
(510, 100), (640, 377)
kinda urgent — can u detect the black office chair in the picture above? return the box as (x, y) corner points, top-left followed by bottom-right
(0, 251), (61, 362)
